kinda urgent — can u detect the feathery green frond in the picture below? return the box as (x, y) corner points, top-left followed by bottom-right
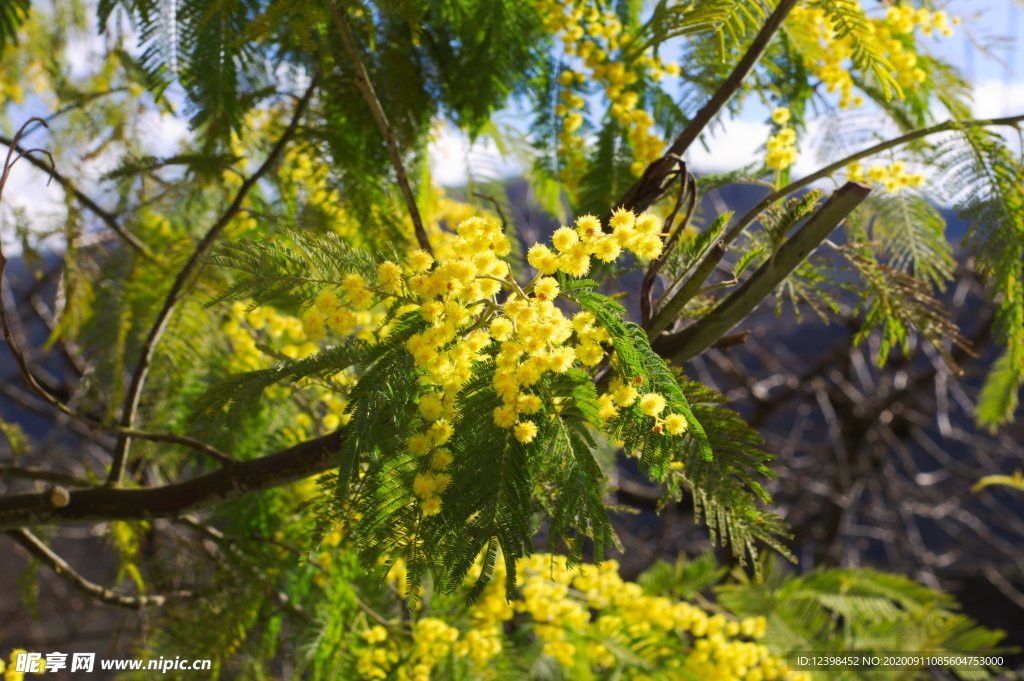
(207, 230), (378, 309)
(842, 247), (965, 367)
(932, 125), (1024, 425)
(809, 0), (900, 99)
(190, 341), (369, 431)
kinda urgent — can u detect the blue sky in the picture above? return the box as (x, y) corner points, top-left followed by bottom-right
(432, 0), (1024, 184)
(5, 0), (1024, 232)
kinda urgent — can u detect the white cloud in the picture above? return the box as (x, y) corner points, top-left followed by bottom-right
(428, 124), (522, 187)
(684, 117), (771, 173)
(971, 79), (1024, 119)
(139, 110), (191, 157)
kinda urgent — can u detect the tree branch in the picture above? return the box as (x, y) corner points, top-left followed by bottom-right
(0, 124), (151, 259)
(7, 528), (194, 609)
(615, 0), (800, 214)
(654, 182), (871, 362)
(0, 430), (343, 530)
(719, 113), (1024, 248)
(646, 114), (1024, 341)
(107, 79), (318, 485)
(0, 123), (234, 468)
(331, 4), (432, 253)
(646, 239), (727, 339)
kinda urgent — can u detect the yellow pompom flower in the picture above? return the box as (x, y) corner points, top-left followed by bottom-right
(558, 245), (591, 277)
(609, 207), (635, 231)
(612, 383), (639, 407)
(575, 214), (602, 240)
(664, 413), (689, 435)
(597, 393), (619, 421)
(513, 420), (538, 444)
(634, 212), (661, 235)
(591, 235), (622, 262)
(421, 496), (442, 516)
(301, 306), (327, 341)
(639, 392), (667, 417)
(408, 433), (433, 456)
(314, 289), (341, 312)
(490, 317), (514, 342)
(552, 226), (580, 252)
(528, 244), (560, 275)
(377, 260), (404, 294)
(517, 393), (543, 414)
(430, 447), (453, 470)
(770, 106), (791, 125)
(413, 472), (436, 499)
(493, 403), (518, 428)
(533, 277), (560, 301)
(407, 248), (434, 273)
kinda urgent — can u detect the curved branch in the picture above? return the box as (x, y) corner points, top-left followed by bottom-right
(331, 4), (432, 254)
(0, 124), (233, 468)
(0, 127), (151, 258)
(0, 430), (343, 531)
(647, 113), (1024, 339)
(615, 0), (800, 214)
(108, 78), (318, 485)
(720, 113), (1024, 248)
(7, 528), (195, 609)
(654, 182), (871, 362)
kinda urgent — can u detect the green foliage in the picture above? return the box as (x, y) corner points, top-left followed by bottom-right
(842, 247), (964, 366)
(933, 127), (1024, 426)
(4, 1), (1024, 677)
(976, 350), (1022, 433)
(638, 550), (727, 600)
(759, 189), (823, 250)
(206, 230), (378, 309)
(809, 0), (899, 99)
(863, 189), (954, 288)
(0, 0), (29, 52)
(717, 559), (1010, 680)
(190, 341), (368, 432)
(673, 380), (792, 570)
(629, 0), (768, 58)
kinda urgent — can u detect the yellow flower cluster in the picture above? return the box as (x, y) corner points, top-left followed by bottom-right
(1, 648), (43, 678)
(355, 626), (400, 680)
(278, 147), (350, 230)
(598, 378), (690, 438)
(222, 301), (353, 440)
(536, 0), (676, 184)
(516, 554), (806, 680)
(301, 279), (380, 343)
(847, 160), (925, 192)
(371, 209), (668, 516)
(787, 4), (956, 109)
(765, 108), (798, 172)
(885, 5), (956, 37)
(354, 554), (810, 681)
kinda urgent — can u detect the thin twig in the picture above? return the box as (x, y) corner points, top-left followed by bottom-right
(647, 113), (1024, 339)
(472, 191), (509, 232)
(331, 5), (431, 253)
(615, 0), (800, 215)
(720, 113), (1024, 248)
(107, 78), (318, 485)
(0, 123), (234, 468)
(0, 120), (152, 258)
(641, 162), (694, 324)
(7, 527), (195, 609)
